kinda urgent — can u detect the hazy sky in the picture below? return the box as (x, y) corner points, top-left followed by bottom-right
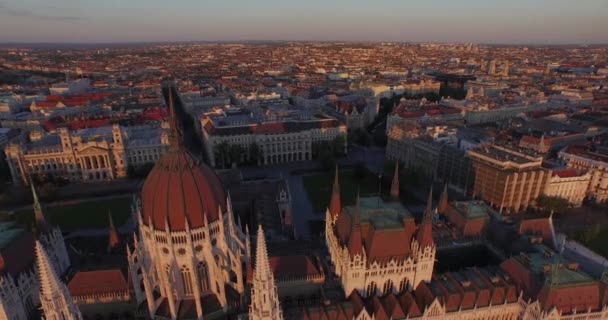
(0, 0), (606, 44)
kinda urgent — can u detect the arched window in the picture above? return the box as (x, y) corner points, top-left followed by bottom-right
(383, 280), (394, 295)
(180, 266), (193, 295)
(229, 270), (238, 284)
(198, 263), (209, 291)
(366, 281), (377, 297)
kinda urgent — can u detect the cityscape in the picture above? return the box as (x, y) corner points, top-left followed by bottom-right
(1, 1), (608, 320)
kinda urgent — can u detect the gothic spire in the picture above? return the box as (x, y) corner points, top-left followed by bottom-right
(108, 211), (120, 253)
(437, 183), (449, 215)
(417, 187), (434, 248)
(254, 225), (271, 282)
(165, 83), (183, 150)
(250, 226), (283, 320)
(390, 161), (400, 201)
(36, 241), (82, 320)
(30, 179), (49, 233)
(347, 192), (363, 256)
(329, 165), (341, 219)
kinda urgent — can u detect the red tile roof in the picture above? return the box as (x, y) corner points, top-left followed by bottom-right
(518, 218), (554, 245)
(67, 269), (128, 297)
(268, 255), (321, 280)
(552, 169), (584, 178)
(141, 149), (227, 231)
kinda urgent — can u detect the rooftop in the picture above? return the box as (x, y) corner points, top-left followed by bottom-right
(343, 196), (413, 230)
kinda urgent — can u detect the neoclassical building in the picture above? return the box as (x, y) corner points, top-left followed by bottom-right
(325, 168), (436, 298)
(0, 184), (70, 320)
(127, 86), (249, 320)
(4, 124), (169, 185)
(200, 112), (347, 167)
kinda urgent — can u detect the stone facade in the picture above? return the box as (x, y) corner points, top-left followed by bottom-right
(201, 117), (346, 167)
(4, 124), (168, 185)
(127, 193), (250, 319)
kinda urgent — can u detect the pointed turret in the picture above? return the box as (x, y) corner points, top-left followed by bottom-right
(329, 166), (341, 220)
(347, 193), (364, 256)
(437, 184), (449, 215)
(390, 162), (400, 201)
(166, 84), (182, 150)
(30, 180), (49, 233)
(108, 211), (120, 253)
(417, 188), (434, 248)
(249, 226), (283, 320)
(254, 226), (271, 282)
(36, 241), (82, 320)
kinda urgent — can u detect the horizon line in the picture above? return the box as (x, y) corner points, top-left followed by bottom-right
(1, 39), (607, 47)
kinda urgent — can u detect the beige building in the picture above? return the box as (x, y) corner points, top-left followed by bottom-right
(201, 114), (346, 167)
(325, 171), (435, 299)
(468, 145), (550, 214)
(558, 145), (608, 203)
(4, 124), (168, 185)
(544, 169), (591, 207)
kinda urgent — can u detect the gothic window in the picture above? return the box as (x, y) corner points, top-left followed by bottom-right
(383, 280), (394, 294)
(399, 278), (408, 292)
(198, 263), (209, 291)
(366, 281), (377, 297)
(181, 266), (193, 295)
(229, 270), (238, 283)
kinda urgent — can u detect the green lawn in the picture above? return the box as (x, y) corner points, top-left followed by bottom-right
(10, 196), (133, 231)
(302, 169), (381, 213)
(570, 227), (608, 258)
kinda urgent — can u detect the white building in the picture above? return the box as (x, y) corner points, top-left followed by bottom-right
(49, 78), (91, 95)
(5, 124), (169, 185)
(0, 185), (70, 320)
(127, 87), (250, 319)
(544, 169), (591, 207)
(201, 113), (346, 168)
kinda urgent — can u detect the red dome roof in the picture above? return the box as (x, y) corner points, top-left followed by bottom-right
(140, 149), (226, 231)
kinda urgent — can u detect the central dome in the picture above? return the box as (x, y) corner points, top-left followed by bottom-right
(140, 149), (227, 231)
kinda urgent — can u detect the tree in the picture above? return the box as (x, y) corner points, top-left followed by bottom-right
(228, 144), (245, 167)
(536, 195), (569, 213)
(331, 136), (346, 156)
(214, 142), (231, 169)
(249, 142), (261, 165)
(581, 223), (601, 243)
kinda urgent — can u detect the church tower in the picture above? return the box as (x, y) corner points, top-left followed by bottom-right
(412, 188), (436, 286)
(249, 226), (283, 320)
(36, 241), (82, 320)
(107, 212), (120, 253)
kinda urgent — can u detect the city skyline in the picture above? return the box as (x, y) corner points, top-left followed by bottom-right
(0, 0), (607, 44)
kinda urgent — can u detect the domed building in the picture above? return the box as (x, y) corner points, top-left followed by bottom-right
(128, 85), (250, 320)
